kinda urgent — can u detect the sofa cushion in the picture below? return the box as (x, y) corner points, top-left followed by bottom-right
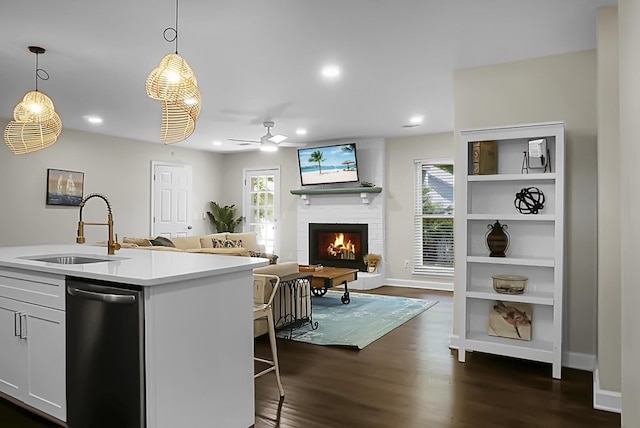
(199, 233), (227, 248)
(150, 236), (176, 247)
(123, 237), (152, 247)
(253, 261), (299, 277)
(169, 236), (202, 250)
(143, 245), (184, 252)
(186, 247), (250, 257)
(226, 232), (260, 252)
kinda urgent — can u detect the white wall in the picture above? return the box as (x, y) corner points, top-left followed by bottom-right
(596, 5), (621, 398)
(619, 1), (640, 425)
(0, 119), (224, 246)
(219, 147), (301, 262)
(453, 51), (599, 359)
(385, 132), (454, 288)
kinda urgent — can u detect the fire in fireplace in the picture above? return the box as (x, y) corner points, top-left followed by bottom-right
(309, 223), (368, 271)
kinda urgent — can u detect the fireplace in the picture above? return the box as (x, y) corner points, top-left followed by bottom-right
(308, 223), (368, 271)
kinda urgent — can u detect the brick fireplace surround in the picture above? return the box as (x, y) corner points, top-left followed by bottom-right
(294, 139), (385, 290)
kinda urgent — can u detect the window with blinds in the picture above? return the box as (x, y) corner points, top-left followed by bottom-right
(414, 160), (454, 276)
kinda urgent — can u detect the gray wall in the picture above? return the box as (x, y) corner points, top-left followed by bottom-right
(385, 132), (454, 287)
(619, 0), (640, 424)
(453, 50), (599, 358)
(0, 119), (224, 246)
(596, 5), (621, 395)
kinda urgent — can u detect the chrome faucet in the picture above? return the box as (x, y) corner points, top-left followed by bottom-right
(76, 193), (121, 255)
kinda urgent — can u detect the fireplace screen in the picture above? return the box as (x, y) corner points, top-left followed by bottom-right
(309, 223), (368, 271)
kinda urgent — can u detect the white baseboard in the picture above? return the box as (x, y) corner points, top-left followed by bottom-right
(563, 351), (596, 371)
(593, 365), (622, 414)
(451, 335), (597, 372)
(385, 277), (453, 291)
(448, 334), (460, 349)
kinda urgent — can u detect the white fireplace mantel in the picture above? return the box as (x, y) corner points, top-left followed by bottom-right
(290, 187), (382, 205)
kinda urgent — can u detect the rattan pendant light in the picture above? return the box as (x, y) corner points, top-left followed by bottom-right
(4, 46), (62, 154)
(146, 0), (201, 144)
(161, 86), (201, 144)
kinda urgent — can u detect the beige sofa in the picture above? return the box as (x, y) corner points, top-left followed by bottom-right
(122, 232), (278, 263)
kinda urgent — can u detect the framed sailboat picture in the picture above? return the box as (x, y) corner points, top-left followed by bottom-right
(46, 169), (84, 206)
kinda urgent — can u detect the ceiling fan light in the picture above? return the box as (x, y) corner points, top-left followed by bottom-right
(260, 144), (278, 152)
(146, 53), (199, 102)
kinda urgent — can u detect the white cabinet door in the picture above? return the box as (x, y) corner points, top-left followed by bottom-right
(0, 297), (27, 398)
(22, 303), (66, 421)
(0, 296), (66, 421)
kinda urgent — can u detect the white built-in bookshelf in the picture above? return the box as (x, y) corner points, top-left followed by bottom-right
(457, 122), (565, 379)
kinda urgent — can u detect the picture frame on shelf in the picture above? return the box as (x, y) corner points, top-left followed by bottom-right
(46, 168), (84, 206)
(488, 301), (532, 341)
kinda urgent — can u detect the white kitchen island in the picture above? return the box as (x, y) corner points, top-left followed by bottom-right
(0, 244), (268, 428)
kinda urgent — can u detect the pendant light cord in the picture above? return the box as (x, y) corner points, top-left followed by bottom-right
(162, 0), (180, 54)
(33, 50), (49, 92)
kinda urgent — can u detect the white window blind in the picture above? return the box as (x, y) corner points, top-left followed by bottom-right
(413, 160), (454, 276)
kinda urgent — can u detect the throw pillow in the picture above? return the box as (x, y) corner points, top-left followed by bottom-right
(150, 236), (176, 247)
(212, 238), (243, 249)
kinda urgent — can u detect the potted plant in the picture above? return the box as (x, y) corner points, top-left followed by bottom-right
(363, 253), (382, 273)
(207, 202), (243, 232)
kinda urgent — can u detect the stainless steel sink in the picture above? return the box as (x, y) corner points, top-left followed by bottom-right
(21, 254), (126, 265)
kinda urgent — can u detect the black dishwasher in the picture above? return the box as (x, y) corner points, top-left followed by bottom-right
(66, 277), (145, 428)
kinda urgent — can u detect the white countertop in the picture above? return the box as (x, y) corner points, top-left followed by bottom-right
(0, 244), (269, 286)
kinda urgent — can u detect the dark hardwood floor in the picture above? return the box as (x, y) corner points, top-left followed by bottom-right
(254, 287), (620, 428)
(1, 287), (620, 427)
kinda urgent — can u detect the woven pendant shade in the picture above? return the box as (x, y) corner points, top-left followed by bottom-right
(146, 53), (199, 102)
(13, 90), (56, 122)
(4, 111), (62, 154)
(160, 88), (201, 144)
(4, 47), (62, 154)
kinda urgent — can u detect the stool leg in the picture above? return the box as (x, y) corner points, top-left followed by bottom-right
(266, 309), (285, 397)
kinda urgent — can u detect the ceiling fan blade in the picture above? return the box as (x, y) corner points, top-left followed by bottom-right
(228, 138), (260, 144)
(278, 141), (307, 148)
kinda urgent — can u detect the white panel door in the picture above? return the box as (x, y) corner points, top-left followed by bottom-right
(243, 168), (280, 255)
(152, 163), (192, 237)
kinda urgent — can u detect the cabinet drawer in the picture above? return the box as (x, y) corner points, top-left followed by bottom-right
(0, 267), (65, 310)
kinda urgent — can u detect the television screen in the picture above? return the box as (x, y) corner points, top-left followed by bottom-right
(297, 143), (359, 186)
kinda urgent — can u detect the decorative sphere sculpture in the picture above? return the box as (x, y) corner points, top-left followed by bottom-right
(514, 187), (545, 214)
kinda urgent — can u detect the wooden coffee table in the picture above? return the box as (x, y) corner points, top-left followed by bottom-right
(309, 267), (358, 304)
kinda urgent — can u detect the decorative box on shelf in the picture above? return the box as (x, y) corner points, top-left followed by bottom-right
(470, 141), (498, 175)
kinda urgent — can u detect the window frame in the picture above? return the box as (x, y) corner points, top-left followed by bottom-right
(413, 158), (455, 277)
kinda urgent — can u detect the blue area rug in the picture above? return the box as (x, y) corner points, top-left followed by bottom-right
(277, 290), (438, 349)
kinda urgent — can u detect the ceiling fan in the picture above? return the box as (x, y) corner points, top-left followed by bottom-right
(228, 121), (306, 151)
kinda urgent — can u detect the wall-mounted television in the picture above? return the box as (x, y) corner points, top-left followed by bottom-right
(297, 143), (359, 186)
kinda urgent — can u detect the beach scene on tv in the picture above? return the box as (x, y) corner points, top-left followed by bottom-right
(298, 143), (359, 185)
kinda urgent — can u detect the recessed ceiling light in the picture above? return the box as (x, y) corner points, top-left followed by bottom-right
(409, 115), (424, 125)
(296, 128), (307, 136)
(83, 115), (103, 124)
(212, 141), (222, 146)
(321, 65), (341, 78)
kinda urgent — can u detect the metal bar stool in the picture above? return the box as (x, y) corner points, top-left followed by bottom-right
(253, 273), (284, 397)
